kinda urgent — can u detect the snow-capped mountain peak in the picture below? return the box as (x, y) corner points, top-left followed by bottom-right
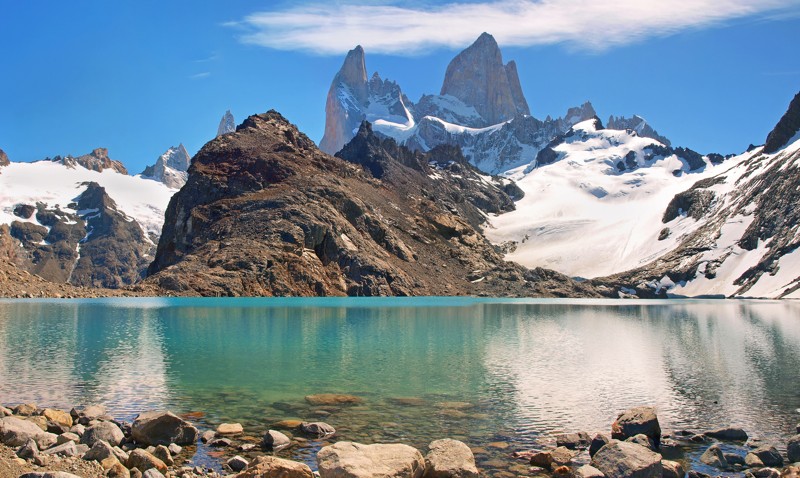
(140, 144), (191, 189)
(217, 110), (236, 137)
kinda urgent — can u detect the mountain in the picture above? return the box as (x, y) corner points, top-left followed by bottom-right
(607, 115), (671, 146)
(320, 33), (669, 175)
(0, 150), (176, 288)
(0, 148), (8, 167)
(146, 111), (599, 298)
(217, 110), (236, 137)
(140, 144), (191, 188)
(597, 91), (800, 298)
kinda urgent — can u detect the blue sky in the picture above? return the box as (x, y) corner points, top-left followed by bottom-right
(2, 1), (800, 173)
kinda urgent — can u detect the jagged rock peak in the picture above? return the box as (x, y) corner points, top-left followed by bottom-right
(607, 114), (671, 146)
(140, 144), (191, 189)
(217, 110), (236, 137)
(564, 102), (597, 124)
(764, 90), (800, 154)
(440, 32), (530, 125)
(50, 148), (128, 174)
(0, 148), (8, 167)
(162, 144), (191, 171)
(337, 45), (368, 101)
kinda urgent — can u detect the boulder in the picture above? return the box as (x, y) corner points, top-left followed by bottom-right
(217, 423), (244, 435)
(748, 469), (781, 478)
(131, 411), (198, 446)
(705, 427), (748, 441)
(700, 444), (728, 469)
(626, 435), (655, 451)
(227, 455), (249, 472)
(688, 472), (711, 478)
(0, 416), (50, 446)
(0, 405), (11, 416)
(660, 460), (684, 478)
(83, 439), (116, 462)
(305, 394), (364, 406)
(26, 416), (49, 431)
(782, 466), (799, 478)
(557, 432), (592, 450)
(70, 424), (86, 436)
(107, 461), (131, 478)
(724, 453), (746, 467)
(236, 455), (313, 478)
(611, 407), (661, 448)
(42, 408), (73, 428)
(74, 405), (107, 425)
(14, 403), (38, 416)
(41, 441), (78, 457)
(200, 430), (215, 443)
(17, 438), (40, 459)
(18, 473), (84, 478)
(530, 447), (575, 470)
(82, 421), (125, 447)
(575, 464), (605, 478)
(301, 421), (336, 437)
(208, 437), (232, 447)
(592, 440), (663, 478)
(553, 466), (576, 478)
(317, 441), (425, 478)
(35, 432), (59, 450)
(787, 435), (800, 463)
(746, 446), (783, 468)
(263, 429), (291, 451)
(423, 438), (479, 478)
(142, 470), (166, 478)
(57, 432), (80, 445)
(153, 445), (174, 466)
(127, 449), (168, 473)
(590, 434), (611, 458)
(168, 443), (182, 456)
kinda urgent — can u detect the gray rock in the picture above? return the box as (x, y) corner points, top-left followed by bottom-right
(131, 411), (198, 446)
(591, 440), (663, 478)
(83, 439), (116, 462)
(724, 453), (746, 467)
(317, 441), (425, 478)
(705, 427), (748, 441)
(112, 446), (130, 463)
(168, 443), (182, 456)
(747, 468), (781, 478)
(700, 444), (728, 469)
(75, 405), (107, 425)
(107, 462), (131, 478)
(626, 434), (655, 451)
(81, 421), (124, 447)
(788, 434), (800, 463)
(590, 434), (611, 458)
(41, 441), (78, 457)
(575, 464), (605, 478)
(557, 432), (592, 450)
(239, 443), (257, 452)
(530, 447), (575, 470)
(0, 416), (50, 446)
(69, 424), (85, 436)
(35, 432), (58, 450)
(746, 446), (783, 468)
(227, 455), (249, 472)
(424, 438), (479, 478)
(611, 407), (661, 448)
(263, 429), (291, 451)
(16, 438), (40, 459)
(237, 456), (313, 478)
(153, 445), (174, 466)
(660, 460), (684, 478)
(301, 421), (336, 437)
(200, 430), (215, 443)
(57, 432), (80, 444)
(142, 469), (166, 478)
(208, 438), (232, 447)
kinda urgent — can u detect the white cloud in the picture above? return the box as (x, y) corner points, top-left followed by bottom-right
(190, 72), (211, 79)
(231, 0), (800, 55)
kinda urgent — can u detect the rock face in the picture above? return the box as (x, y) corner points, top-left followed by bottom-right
(0, 147), (8, 166)
(146, 111), (600, 298)
(591, 441), (663, 478)
(50, 148), (128, 174)
(131, 411), (198, 446)
(217, 110), (236, 137)
(317, 441), (425, 478)
(764, 91), (800, 153)
(140, 144), (191, 188)
(439, 32), (530, 125)
(423, 439), (479, 478)
(607, 115), (671, 146)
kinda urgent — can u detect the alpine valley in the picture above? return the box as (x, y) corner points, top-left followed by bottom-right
(2, 33), (799, 299)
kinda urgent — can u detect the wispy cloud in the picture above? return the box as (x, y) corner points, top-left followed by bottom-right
(230, 0), (800, 55)
(190, 72), (211, 79)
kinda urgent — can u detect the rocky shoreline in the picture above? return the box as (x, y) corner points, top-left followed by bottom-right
(1, 401), (799, 478)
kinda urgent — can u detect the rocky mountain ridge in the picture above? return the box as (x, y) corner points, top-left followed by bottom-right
(146, 111), (600, 298)
(321, 33), (675, 174)
(48, 148), (128, 175)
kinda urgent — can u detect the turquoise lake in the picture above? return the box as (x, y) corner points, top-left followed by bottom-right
(0, 298), (799, 470)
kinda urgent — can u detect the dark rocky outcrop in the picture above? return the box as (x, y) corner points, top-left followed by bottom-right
(0, 147), (9, 166)
(662, 188), (716, 223)
(764, 91), (800, 153)
(50, 148), (128, 174)
(607, 115), (671, 146)
(147, 110), (600, 298)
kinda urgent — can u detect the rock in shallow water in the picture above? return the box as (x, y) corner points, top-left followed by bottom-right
(263, 429), (291, 451)
(787, 434), (800, 463)
(424, 438), (479, 478)
(590, 434), (611, 458)
(305, 394), (364, 406)
(660, 460), (684, 478)
(705, 427), (748, 441)
(575, 464), (605, 478)
(301, 421), (336, 437)
(592, 440), (663, 478)
(611, 407), (661, 449)
(131, 411), (198, 446)
(699, 444), (728, 469)
(216, 422), (244, 435)
(237, 455), (313, 478)
(745, 445), (783, 468)
(317, 441), (425, 478)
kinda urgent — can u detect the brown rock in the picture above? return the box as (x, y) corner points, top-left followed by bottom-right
(126, 449), (168, 473)
(235, 455), (313, 478)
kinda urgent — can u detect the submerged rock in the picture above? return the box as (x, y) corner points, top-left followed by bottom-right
(705, 427), (748, 441)
(305, 394), (364, 406)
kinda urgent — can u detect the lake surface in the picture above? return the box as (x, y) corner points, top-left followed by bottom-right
(1, 298), (799, 471)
